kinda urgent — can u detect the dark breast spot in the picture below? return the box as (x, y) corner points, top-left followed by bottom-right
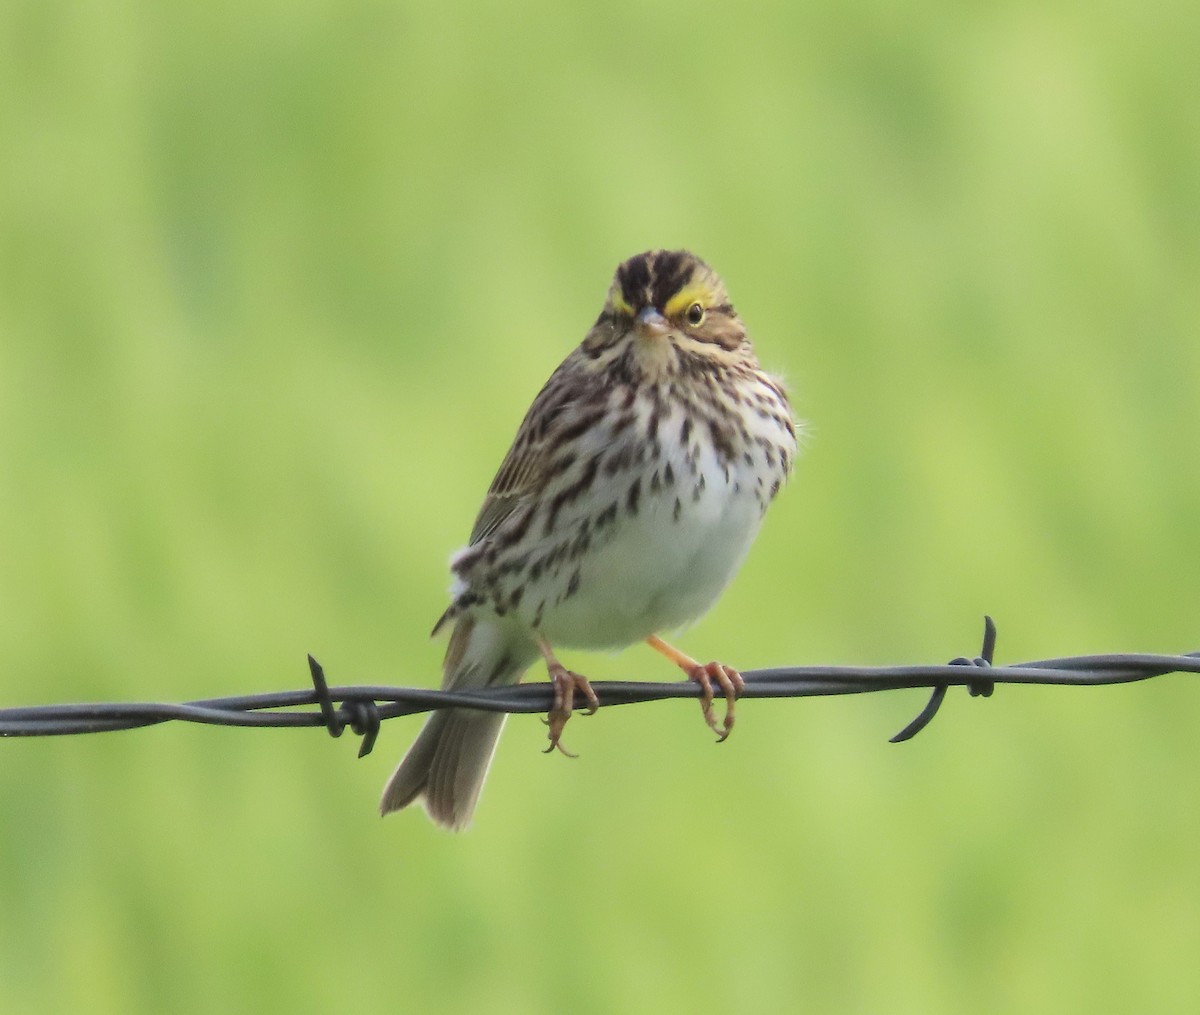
(707, 417), (737, 464)
(555, 408), (606, 445)
(610, 412), (636, 437)
(544, 453), (600, 535)
(646, 402), (660, 441)
(627, 477), (641, 515)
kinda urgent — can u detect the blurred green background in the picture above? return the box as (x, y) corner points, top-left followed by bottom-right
(2, 0), (1199, 1011)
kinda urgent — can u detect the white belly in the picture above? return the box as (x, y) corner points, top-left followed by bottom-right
(536, 433), (772, 648)
(542, 488), (763, 647)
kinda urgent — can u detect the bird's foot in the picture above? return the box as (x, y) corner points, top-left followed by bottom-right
(644, 635), (745, 742)
(686, 661), (745, 742)
(542, 663), (599, 757)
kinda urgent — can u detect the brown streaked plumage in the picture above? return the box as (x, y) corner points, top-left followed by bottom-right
(381, 250), (799, 830)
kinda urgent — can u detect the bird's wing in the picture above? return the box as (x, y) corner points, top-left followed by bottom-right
(466, 358), (590, 547)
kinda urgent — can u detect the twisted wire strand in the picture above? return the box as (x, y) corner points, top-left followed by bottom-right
(1, 618), (1196, 756)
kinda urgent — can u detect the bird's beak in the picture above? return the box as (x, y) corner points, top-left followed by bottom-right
(634, 306), (670, 339)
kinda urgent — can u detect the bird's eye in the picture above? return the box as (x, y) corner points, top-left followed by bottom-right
(685, 302), (705, 326)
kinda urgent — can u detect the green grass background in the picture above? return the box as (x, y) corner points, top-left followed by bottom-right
(2, 1), (1199, 1011)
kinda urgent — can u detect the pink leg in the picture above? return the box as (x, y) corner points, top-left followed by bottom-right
(645, 635), (745, 742)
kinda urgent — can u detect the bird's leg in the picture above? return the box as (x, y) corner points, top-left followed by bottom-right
(536, 636), (599, 757)
(645, 634), (744, 742)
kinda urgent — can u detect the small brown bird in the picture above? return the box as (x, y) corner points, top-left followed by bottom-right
(381, 250), (798, 829)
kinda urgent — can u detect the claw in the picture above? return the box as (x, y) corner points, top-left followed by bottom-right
(687, 661), (745, 742)
(543, 664), (597, 757)
(644, 635), (746, 742)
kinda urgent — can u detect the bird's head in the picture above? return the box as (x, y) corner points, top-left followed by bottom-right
(582, 250), (752, 375)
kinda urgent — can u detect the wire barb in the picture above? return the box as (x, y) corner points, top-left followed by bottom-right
(1, 619), (1197, 751)
(307, 653), (381, 758)
(308, 654), (340, 736)
(890, 616), (997, 743)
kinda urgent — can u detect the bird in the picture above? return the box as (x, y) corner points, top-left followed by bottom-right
(380, 249), (798, 830)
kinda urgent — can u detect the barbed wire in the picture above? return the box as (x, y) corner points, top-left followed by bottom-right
(1, 619), (1196, 758)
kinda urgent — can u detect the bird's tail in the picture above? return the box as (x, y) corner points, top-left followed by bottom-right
(379, 615), (535, 830)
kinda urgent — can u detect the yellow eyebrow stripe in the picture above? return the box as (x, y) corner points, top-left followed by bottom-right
(664, 284), (712, 319)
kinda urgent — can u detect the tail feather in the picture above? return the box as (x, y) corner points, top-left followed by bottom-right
(380, 616), (535, 830)
(379, 708), (507, 829)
